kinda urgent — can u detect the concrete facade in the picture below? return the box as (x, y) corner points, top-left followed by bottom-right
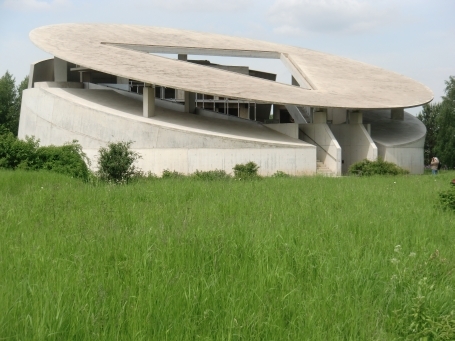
(19, 24), (434, 176)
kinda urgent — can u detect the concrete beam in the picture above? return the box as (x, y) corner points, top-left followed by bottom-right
(143, 84), (155, 117)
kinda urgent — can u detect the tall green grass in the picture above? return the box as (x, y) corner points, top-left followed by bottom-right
(1, 170), (455, 340)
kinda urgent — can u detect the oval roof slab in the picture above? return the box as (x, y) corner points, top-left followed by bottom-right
(30, 23), (433, 109)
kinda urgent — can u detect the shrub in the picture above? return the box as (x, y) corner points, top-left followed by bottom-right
(348, 158), (409, 176)
(161, 169), (184, 179)
(272, 170), (291, 178)
(36, 142), (90, 180)
(97, 141), (141, 183)
(439, 187), (455, 211)
(0, 128), (39, 169)
(0, 129), (89, 180)
(191, 169), (230, 180)
(233, 161), (260, 179)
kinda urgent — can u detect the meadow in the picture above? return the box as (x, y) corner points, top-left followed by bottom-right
(1, 170), (455, 340)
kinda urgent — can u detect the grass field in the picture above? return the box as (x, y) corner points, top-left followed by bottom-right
(1, 170), (455, 340)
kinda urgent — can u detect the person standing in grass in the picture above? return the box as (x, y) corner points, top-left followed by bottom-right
(430, 156), (440, 175)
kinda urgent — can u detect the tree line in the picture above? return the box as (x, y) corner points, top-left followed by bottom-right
(0, 71), (28, 137)
(417, 76), (455, 168)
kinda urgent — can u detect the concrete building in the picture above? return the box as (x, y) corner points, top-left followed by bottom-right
(19, 24), (433, 176)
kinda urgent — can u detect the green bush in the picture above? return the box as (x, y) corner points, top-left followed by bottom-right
(0, 129), (89, 180)
(97, 141), (141, 184)
(439, 187), (455, 211)
(233, 161), (260, 179)
(348, 158), (409, 176)
(36, 142), (90, 180)
(272, 170), (291, 178)
(161, 169), (184, 179)
(191, 169), (230, 180)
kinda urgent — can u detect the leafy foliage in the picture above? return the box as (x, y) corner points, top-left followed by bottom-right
(272, 170), (291, 178)
(0, 71), (28, 136)
(191, 169), (230, 180)
(97, 141), (141, 183)
(348, 158), (409, 176)
(417, 102), (441, 165)
(0, 128), (89, 179)
(439, 186), (455, 211)
(434, 76), (455, 169)
(161, 169), (184, 179)
(233, 161), (260, 178)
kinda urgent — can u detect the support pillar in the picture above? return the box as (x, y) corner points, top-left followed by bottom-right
(54, 57), (68, 82)
(143, 84), (155, 118)
(185, 91), (196, 113)
(391, 108), (404, 120)
(349, 110), (363, 124)
(178, 54), (196, 113)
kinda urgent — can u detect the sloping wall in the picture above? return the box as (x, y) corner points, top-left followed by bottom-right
(19, 87), (316, 176)
(329, 124), (378, 174)
(299, 123), (342, 176)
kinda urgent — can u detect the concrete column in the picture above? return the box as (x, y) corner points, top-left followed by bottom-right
(391, 108), (404, 120)
(54, 57), (68, 82)
(349, 111), (363, 124)
(178, 54), (196, 113)
(313, 109), (327, 124)
(184, 92), (196, 113)
(143, 84), (155, 118)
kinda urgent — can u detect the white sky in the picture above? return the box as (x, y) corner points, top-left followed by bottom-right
(0, 0), (454, 115)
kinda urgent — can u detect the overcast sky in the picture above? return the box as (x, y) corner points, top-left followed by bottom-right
(0, 0), (454, 115)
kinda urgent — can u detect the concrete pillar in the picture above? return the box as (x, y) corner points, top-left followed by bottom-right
(184, 91), (196, 113)
(178, 54), (195, 113)
(391, 108), (404, 120)
(54, 57), (68, 82)
(313, 109), (327, 124)
(143, 84), (155, 118)
(349, 111), (363, 124)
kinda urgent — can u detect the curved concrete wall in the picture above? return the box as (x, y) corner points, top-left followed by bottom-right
(18, 87), (316, 176)
(364, 110), (426, 174)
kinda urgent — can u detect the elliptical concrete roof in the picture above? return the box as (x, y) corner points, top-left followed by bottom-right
(30, 23), (433, 109)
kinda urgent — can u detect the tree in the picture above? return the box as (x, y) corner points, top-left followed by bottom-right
(435, 76), (455, 168)
(0, 71), (29, 137)
(0, 71), (17, 130)
(417, 102), (441, 165)
(8, 76), (28, 136)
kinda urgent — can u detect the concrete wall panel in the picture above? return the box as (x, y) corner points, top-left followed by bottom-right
(19, 87), (316, 176)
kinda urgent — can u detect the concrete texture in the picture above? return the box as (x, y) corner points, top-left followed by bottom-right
(329, 123), (378, 174)
(30, 24), (433, 109)
(363, 110), (426, 173)
(18, 87), (316, 176)
(299, 123), (342, 176)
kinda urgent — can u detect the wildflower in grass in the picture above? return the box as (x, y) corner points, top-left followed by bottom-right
(390, 258), (400, 264)
(394, 245), (402, 253)
(409, 252), (416, 257)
